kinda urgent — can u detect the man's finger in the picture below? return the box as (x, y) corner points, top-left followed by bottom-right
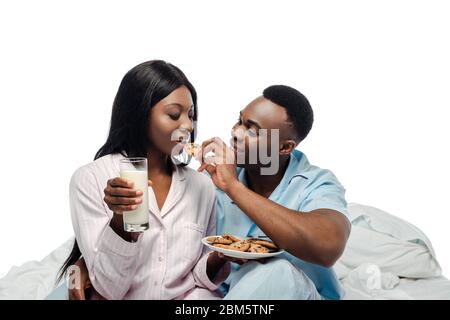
(205, 164), (216, 176)
(201, 138), (217, 150)
(201, 142), (217, 160)
(197, 162), (209, 172)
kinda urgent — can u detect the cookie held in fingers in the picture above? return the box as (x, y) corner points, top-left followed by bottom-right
(207, 236), (233, 245)
(248, 243), (269, 253)
(228, 240), (251, 252)
(184, 143), (200, 157)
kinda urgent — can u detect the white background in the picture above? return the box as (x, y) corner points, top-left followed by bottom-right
(1, 0), (449, 278)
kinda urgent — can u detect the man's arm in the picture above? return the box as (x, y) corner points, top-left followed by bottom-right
(197, 137), (351, 268)
(227, 181), (350, 268)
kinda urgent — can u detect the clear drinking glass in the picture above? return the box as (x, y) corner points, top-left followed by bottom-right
(119, 157), (149, 232)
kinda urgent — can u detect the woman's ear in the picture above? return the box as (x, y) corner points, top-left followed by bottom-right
(279, 139), (297, 155)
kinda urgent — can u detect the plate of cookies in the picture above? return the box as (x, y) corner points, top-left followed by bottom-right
(202, 234), (284, 259)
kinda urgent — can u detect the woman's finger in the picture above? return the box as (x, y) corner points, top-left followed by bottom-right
(217, 253), (248, 265)
(105, 186), (143, 197)
(69, 287), (85, 300)
(108, 177), (134, 188)
(148, 179), (153, 187)
(104, 195), (142, 206)
(109, 204), (138, 213)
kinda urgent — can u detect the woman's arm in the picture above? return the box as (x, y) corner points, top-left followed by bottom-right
(69, 166), (142, 300)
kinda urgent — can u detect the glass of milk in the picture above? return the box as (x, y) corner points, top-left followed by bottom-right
(119, 157), (149, 232)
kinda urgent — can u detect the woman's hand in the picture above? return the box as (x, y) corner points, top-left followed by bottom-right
(104, 177), (152, 242)
(68, 258), (106, 300)
(103, 177), (153, 214)
(68, 257), (91, 300)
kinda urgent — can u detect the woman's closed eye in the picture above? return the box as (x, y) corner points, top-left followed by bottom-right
(168, 109), (194, 121)
(168, 112), (181, 120)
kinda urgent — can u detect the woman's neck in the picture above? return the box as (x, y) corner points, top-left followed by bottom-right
(146, 149), (173, 178)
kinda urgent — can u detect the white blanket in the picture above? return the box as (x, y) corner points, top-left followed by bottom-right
(1, 203), (449, 300)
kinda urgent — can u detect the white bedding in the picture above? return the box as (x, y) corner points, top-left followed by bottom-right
(1, 203), (449, 300)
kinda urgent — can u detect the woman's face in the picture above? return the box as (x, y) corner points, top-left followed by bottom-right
(147, 86), (195, 156)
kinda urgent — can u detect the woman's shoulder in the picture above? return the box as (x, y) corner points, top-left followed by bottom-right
(70, 154), (121, 187)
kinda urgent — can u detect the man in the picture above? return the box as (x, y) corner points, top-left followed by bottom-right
(197, 85), (350, 299)
(63, 85), (350, 300)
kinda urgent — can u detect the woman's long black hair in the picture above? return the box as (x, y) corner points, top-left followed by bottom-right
(57, 60), (197, 284)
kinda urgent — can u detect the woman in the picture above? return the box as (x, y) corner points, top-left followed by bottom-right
(49, 60), (230, 300)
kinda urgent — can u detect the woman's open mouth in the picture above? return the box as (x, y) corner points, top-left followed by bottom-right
(177, 136), (189, 144)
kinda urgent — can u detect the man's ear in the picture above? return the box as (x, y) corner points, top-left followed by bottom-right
(279, 139), (297, 155)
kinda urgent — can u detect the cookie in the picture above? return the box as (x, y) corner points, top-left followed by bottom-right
(249, 239), (279, 250)
(184, 143), (200, 157)
(228, 240), (251, 252)
(248, 243), (269, 253)
(222, 234), (241, 243)
(207, 236), (233, 245)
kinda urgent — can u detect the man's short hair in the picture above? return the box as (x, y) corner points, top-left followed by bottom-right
(263, 85), (314, 141)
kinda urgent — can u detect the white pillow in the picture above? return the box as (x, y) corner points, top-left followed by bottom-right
(338, 203), (441, 279)
(0, 237), (73, 299)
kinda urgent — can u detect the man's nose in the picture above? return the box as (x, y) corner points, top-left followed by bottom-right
(231, 126), (246, 141)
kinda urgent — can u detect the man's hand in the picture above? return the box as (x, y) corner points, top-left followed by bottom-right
(197, 137), (240, 193)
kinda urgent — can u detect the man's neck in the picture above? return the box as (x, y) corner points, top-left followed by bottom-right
(245, 155), (290, 198)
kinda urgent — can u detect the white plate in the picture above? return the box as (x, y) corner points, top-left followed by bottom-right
(201, 236), (284, 260)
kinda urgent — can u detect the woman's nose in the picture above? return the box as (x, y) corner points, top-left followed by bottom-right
(179, 124), (193, 137)
(180, 118), (194, 133)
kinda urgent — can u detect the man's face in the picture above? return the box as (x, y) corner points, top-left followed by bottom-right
(230, 96), (297, 170)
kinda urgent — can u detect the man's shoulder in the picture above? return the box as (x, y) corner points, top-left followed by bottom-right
(290, 150), (341, 186)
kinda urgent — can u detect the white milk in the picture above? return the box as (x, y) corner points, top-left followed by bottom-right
(120, 170), (149, 226)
